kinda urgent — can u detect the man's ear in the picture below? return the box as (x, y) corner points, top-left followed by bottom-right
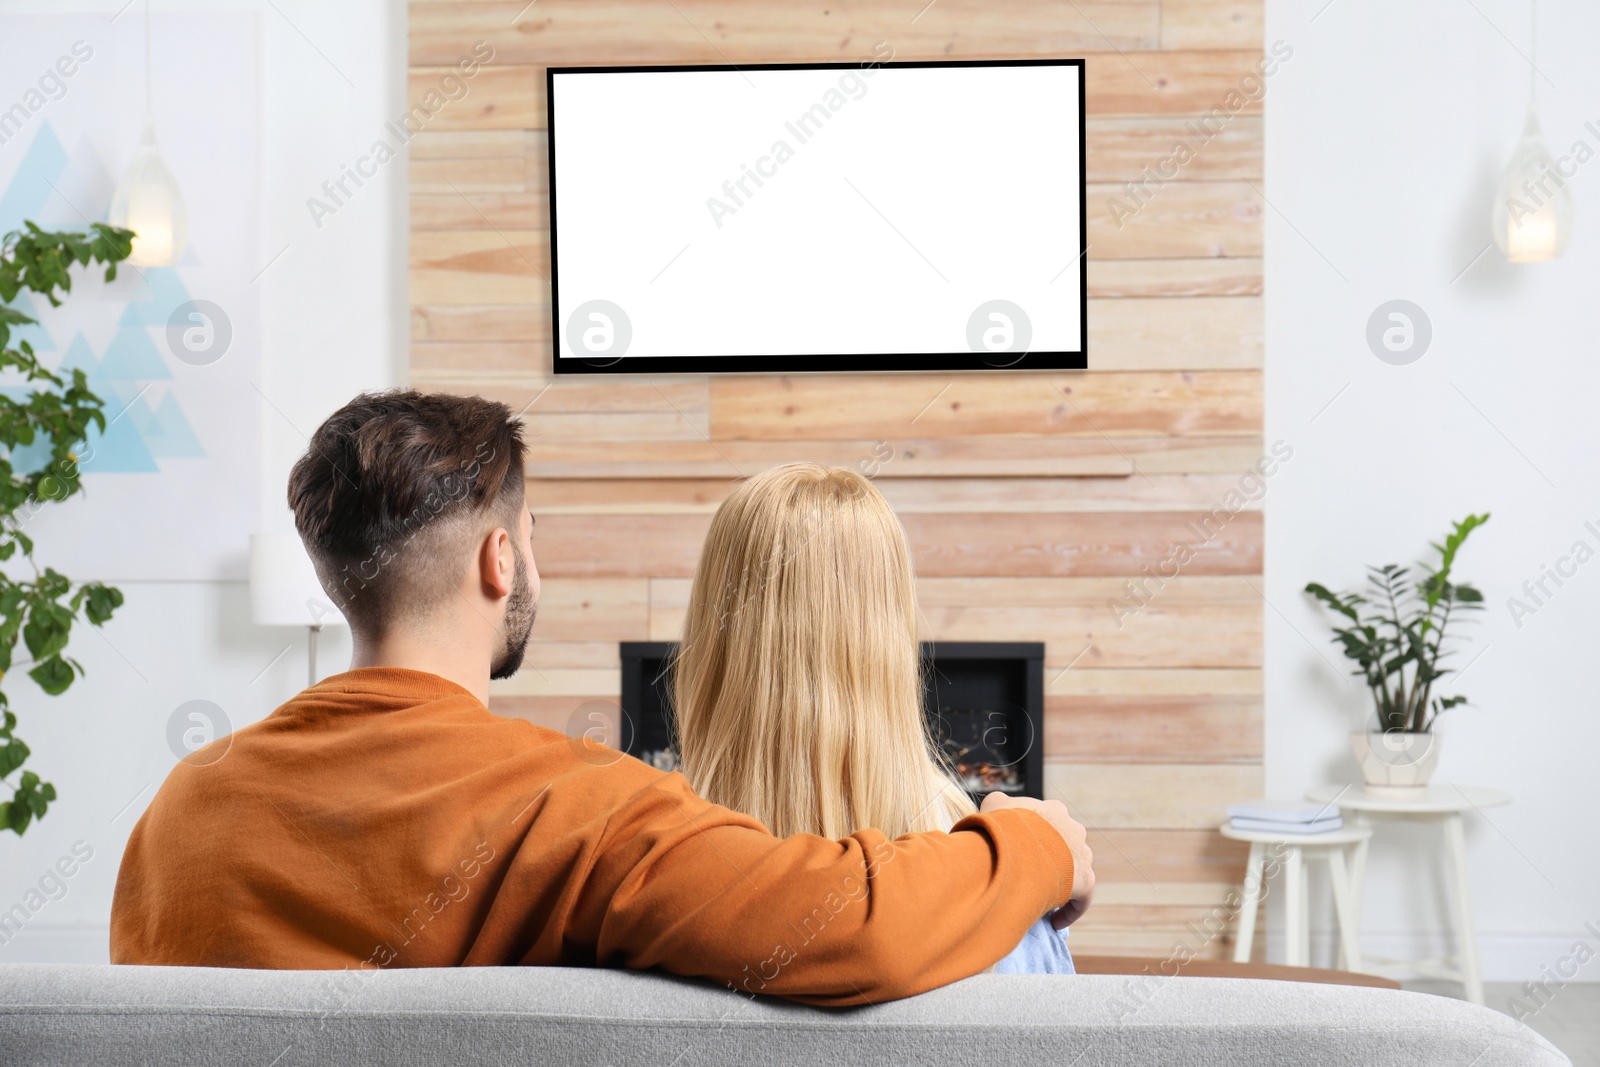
(477, 526), (513, 601)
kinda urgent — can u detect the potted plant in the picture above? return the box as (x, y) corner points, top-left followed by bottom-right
(0, 221), (132, 835)
(1304, 514), (1489, 793)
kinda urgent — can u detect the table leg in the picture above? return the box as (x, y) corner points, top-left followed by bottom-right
(1284, 846), (1306, 967)
(1326, 847), (1362, 973)
(1348, 816), (1370, 938)
(1442, 813), (1485, 1005)
(1233, 841), (1265, 963)
(1300, 857), (1312, 965)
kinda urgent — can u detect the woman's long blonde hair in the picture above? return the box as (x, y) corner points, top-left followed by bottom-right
(673, 463), (976, 840)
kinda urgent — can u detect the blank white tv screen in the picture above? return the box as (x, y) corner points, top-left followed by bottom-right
(548, 60), (1086, 374)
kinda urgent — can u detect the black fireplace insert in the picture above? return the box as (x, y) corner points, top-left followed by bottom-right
(618, 641), (1044, 802)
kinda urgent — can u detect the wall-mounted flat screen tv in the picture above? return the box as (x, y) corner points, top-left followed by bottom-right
(547, 59), (1086, 375)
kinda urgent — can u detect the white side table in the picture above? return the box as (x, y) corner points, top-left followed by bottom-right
(1220, 823), (1371, 970)
(1306, 783), (1511, 1005)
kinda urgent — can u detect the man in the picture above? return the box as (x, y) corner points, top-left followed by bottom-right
(111, 390), (1093, 1006)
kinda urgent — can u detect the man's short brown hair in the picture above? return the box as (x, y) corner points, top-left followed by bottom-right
(288, 390), (527, 634)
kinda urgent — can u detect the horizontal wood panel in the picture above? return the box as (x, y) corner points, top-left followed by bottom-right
(1092, 881), (1242, 907)
(1066, 929), (1234, 960)
(649, 601), (1261, 666)
(428, 374), (707, 414)
(518, 436), (1265, 479)
(1070, 902), (1246, 936)
(407, 52), (1273, 126)
(1090, 296), (1260, 370)
(414, 342), (547, 374)
(523, 641), (626, 670)
(410, 3), (1162, 66)
(490, 669), (619, 697)
(530, 578), (649, 640)
(412, 304), (550, 343)
(524, 410), (712, 441)
(1087, 116), (1260, 181)
(403, 59), (1269, 134)
(412, 131), (548, 230)
(410, 230), (549, 305)
(410, 157), (527, 195)
(414, 192), (549, 231)
(1086, 51), (1266, 117)
(1161, 0), (1264, 50)
(901, 510), (1262, 578)
(916, 576), (1264, 607)
(1046, 694), (1263, 761)
(651, 577), (1263, 662)
(919, 604), (1262, 668)
(1048, 668), (1260, 697)
(536, 511), (1261, 578)
(1045, 762), (1262, 829)
(407, 65), (544, 130)
(647, 576), (1262, 613)
(1088, 181), (1262, 259)
(528, 478), (735, 513)
(1127, 438), (1265, 475)
(1088, 257), (1261, 298)
(410, 130), (528, 160)
(533, 514), (710, 578)
(524, 474), (1264, 514)
(710, 372), (1261, 440)
(413, 116), (1260, 194)
(522, 436), (1131, 478)
(1088, 828), (1250, 883)
(409, 297), (1261, 373)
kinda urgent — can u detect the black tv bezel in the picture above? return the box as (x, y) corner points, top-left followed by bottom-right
(546, 59), (1089, 376)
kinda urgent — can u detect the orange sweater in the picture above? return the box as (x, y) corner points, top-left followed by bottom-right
(111, 668), (1074, 1005)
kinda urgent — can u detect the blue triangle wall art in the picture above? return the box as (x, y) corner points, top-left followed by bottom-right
(79, 388), (160, 474)
(2, 124), (204, 475)
(140, 391), (205, 459)
(0, 123), (69, 235)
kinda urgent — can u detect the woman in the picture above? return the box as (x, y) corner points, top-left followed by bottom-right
(672, 462), (1073, 974)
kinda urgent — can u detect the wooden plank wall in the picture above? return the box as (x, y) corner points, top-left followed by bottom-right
(408, 0), (1265, 961)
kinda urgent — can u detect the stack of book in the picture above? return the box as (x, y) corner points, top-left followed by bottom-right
(1227, 799), (1342, 835)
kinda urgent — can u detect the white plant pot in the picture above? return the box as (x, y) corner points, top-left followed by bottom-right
(1350, 731), (1440, 793)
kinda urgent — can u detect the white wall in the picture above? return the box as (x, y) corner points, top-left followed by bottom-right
(1266, 0), (1600, 980)
(0, 0), (400, 959)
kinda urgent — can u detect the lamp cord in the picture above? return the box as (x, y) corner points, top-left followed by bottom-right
(1529, 0), (1537, 103)
(144, 0), (152, 117)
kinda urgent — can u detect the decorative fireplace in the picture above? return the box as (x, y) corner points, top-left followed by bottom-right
(618, 641), (1044, 801)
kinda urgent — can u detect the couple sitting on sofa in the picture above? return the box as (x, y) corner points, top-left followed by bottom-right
(109, 390), (1089, 1003)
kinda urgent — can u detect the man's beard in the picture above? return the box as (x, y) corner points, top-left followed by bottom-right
(490, 551), (537, 680)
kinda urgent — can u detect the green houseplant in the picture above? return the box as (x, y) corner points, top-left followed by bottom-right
(1304, 514), (1489, 791)
(0, 221), (133, 835)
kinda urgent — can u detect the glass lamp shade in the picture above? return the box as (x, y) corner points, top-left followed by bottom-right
(108, 120), (188, 267)
(1490, 105), (1575, 263)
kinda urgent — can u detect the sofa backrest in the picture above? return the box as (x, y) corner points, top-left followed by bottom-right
(0, 963), (1569, 1067)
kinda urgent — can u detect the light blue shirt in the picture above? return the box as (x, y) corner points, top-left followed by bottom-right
(992, 918), (1076, 974)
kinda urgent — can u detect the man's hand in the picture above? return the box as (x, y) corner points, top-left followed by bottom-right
(980, 792), (1094, 930)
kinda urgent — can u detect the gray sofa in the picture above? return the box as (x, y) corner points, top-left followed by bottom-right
(0, 963), (1569, 1066)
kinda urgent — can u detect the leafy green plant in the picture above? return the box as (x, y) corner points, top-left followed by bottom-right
(0, 221), (133, 835)
(1305, 514), (1490, 734)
